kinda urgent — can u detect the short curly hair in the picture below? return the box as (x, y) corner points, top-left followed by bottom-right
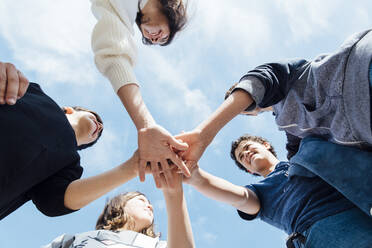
(96, 192), (157, 238)
(136, 0), (187, 46)
(230, 134), (277, 175)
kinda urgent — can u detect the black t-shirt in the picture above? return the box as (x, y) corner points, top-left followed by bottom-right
(0, 83), (83, 219)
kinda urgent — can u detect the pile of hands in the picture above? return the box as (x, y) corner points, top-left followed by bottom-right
(136, 124), (209, 190)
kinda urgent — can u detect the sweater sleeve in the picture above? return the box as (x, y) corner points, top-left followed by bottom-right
(91, 0), (139, 93)
(231, 59), (309, 111)
(29, 162), (83, 217)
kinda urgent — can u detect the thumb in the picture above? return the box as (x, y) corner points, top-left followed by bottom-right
(168, 136), (189, 151)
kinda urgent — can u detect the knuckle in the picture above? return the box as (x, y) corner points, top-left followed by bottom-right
(5, 63), (15, 70)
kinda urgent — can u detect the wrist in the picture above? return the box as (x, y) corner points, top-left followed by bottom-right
(163, 187), (183, 197)
(120, 153), (139, 178)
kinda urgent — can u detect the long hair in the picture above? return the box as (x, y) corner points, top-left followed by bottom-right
(96, 192), (157, 238)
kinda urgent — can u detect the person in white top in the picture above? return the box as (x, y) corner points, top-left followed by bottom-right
(43, 161), (195, 248)
(90, 0), (189, 188)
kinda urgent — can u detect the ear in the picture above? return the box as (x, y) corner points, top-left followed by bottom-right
(64, 107), (74, 115)
(263, 142), (271, 150)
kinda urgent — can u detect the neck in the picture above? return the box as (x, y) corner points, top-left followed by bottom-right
(261, 157), (280, 177)
(66, 115), (82, 146)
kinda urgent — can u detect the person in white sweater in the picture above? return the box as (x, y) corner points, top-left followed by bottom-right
(90, 0), (189, 188)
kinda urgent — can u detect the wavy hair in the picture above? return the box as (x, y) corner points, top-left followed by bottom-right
(96, 192), (157, 238)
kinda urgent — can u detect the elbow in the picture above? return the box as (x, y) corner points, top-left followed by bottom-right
(234, 188), (260, 215)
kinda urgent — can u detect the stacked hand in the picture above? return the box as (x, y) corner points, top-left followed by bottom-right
(138, 124), (191, 188)
(0, 62), (29, 105)
(137, 126), (211, 188)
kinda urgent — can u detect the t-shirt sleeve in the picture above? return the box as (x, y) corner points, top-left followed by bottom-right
(237, 185), (259, 221)
(29, 162), (83, 217)
(231, 59), (309, 111)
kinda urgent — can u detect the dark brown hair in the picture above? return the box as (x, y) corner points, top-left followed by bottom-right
(136, 0), (187, 46)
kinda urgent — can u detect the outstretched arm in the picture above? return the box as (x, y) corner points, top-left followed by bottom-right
(90, 0), (190, 187)
(64, 151), (140, 210)
(184, 165), (260, 215)
(118, 85), (190, 188)
(161, 169), (195, 248)
(176, 89), (254, 165)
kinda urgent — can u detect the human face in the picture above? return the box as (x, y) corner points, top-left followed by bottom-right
(124, 195), (154, 232)
(72, 110), (103, 145)
(234, 140), (273, 175)
(140, 8), (170, 44)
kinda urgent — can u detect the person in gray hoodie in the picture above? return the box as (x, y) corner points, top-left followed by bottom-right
(175, 29), (372, 217)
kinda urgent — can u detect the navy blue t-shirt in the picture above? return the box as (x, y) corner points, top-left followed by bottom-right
(237, 162), (354, 234)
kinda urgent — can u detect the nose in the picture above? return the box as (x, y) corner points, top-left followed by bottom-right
(147, 204), (153, 212)
(150, 35), (161, 44)
(97, 122), (103, 132)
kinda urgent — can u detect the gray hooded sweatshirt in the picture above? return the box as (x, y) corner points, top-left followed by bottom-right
(234, 29), (372, 149)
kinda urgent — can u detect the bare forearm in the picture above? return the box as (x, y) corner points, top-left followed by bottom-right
(64, 159), (137, 210)
(197, 90), (253, 144)
(117, 84), (156, 130)
(164, 190), (195, 248)
(190, 169), (259, 214)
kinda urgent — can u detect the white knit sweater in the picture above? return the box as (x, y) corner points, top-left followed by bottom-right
(90, 0), (148, 92)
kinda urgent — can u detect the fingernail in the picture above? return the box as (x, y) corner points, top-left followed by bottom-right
(7, 98), (16, 105)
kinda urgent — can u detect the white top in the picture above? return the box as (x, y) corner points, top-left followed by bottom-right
(42, 230), (167, 248)
(90, 0), (149, 92)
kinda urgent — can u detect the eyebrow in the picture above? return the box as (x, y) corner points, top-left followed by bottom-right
(238, 143), (251, 161)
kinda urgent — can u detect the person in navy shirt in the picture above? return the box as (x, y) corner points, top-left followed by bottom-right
(184, 134), (372, 248)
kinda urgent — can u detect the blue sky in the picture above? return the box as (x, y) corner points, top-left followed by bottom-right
(0, 0), (371, 247)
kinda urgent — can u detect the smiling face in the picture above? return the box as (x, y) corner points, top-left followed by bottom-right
(234, 139), (278, 177)
(139, 0), (170, 45)
(124, 195), (154, 232)
(140, 13), (170, 45)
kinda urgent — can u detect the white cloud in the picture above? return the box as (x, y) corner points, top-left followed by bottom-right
(137, 46), (212, 125)
(203, 232), (218, 244)
(190, 0), (272, 57)
(0, 0), (97, 85)
(79, 124), (127, 172)
(275, 0), (335, 40)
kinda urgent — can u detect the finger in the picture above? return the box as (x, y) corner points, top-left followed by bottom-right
(5, 64), (19, 105)
(169, 152), (191, 177)
(138, 159), (147, 182)
(151, 161), (162, 188)
(168, 135), (189, 151)
(0, 63), (6, 104)
(158, 172), (167, 189)
(186, 160), (197, 171)
(17, 70), (29, 99)
(161, 159), (174, 188)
